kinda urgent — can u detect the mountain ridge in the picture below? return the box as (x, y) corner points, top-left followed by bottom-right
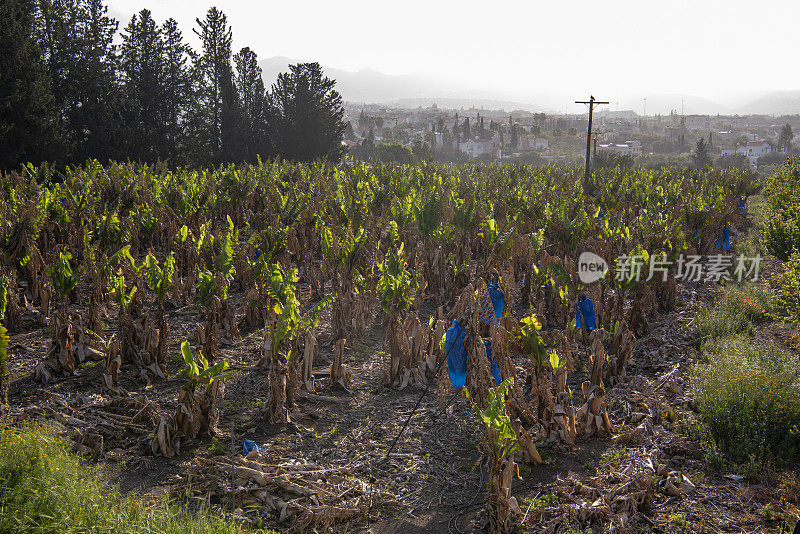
(258, 56), (800, 116)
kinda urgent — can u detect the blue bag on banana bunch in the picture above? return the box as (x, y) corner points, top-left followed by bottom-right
(446, 320), (467, 387)
(575, 294), (596, 331)
(480, 282), (505, 324)
(716, 225), (730, 250)
(445, 321), (502, 387)
(737, 197), (746, 215)
(484, 340), (502, 385)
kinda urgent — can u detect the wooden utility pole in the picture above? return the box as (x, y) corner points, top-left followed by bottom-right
(575, 95), (609, 186)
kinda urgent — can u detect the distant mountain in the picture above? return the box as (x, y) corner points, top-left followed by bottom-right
(258, 57), (800, 116)
(258, 56), (543, 111)
(736, 90), (800, 116)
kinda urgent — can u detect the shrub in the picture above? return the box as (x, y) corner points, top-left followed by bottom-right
(692, 335), (800, 465)
(772, 252), (800, 323)
(695, 283), (773, 340)
(763, 210), (800, 261)
(762, 157), (800, 260)
(0, 420), (258, 534)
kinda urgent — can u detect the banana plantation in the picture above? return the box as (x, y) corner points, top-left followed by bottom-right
(2, 159), (783, 533)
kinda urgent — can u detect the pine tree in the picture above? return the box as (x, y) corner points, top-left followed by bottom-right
(510, 117), (518, 149)
(120, 9), (164, 162)
(160, 18), (192, 163)
(187, 7), (240, 165)
(233, 47), (270, 162)
(72, 0), (122, 162)
(0, 0), (62, 169)
(268, 62), (346, 162)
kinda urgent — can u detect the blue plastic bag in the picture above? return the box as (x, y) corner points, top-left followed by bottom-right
(481, 283), (504, 324)
(242, 438), (260, 456)
(576, 294), (596, 331)
(446, 320), (467, 387)
(737, 197), (746, 215)
(485, 340), (502, 385)
(716, 226), (730, 250)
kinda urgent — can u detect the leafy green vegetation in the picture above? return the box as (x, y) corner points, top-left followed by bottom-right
(0, 421), (264, 533)
(695, 282), (773, 341)
(762, 157), (800, 261)
(693, 335), (800, 465)
(771, 251), (800, 323)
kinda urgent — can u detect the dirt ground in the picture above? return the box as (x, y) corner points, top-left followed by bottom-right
(4, 269), (799, 533)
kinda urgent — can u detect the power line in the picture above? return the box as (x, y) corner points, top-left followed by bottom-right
(575, 95), (609, 187)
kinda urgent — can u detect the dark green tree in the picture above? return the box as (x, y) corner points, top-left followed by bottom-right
(268, 62), (346, 162)
(36, 0), (122, 162)
(0, 0), (62, 169)
(186, 7), (241, 164)
(780, 124), (794, 152)
(510, 116), (518, 149)
(691, 137), (712, 169)
(233, 46), (271, 162)
(160, 18), (192, 163)
(72, 0), (122, 162)
(120, 9), (164, 162)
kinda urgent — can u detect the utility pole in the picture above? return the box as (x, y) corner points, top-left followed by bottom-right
(575, 95), (609, 186)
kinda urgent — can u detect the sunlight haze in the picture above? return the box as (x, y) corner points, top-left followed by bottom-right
(105, 0), (800, 113)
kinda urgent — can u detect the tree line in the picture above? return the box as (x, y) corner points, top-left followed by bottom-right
(0, 0), (346, 170)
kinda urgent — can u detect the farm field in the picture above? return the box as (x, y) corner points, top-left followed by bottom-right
(1, 159), (799, 533)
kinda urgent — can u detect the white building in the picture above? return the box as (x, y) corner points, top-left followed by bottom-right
(597, 140), (642, 157)
(459, 138), (500, 158)
(721, 140), (772, 168)
(519, 137), (549, 151)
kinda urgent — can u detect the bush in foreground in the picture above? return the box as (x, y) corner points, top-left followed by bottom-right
(0, 420), (260, 534)
(692, 335), (800, 465)
(695, 282), (773, 341)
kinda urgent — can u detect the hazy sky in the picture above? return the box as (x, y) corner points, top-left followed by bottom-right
(107, 0), (800, 112)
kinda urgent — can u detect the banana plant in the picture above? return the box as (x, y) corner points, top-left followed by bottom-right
(263, 263), (334, 423)
(465, 377), (519, 534)
(144, 252), (175, 371)
(377, 233), (419, 386)
(176, 340), (230, 438)
(320, 220), (371, 340)
(47, 249), (78, 316)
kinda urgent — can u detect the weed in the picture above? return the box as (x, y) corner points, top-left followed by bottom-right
(0, 422), (261, 533)
(208, 437), (227, 456)
(695, 283), (773, 341)
(669, 511), (688, 527)
(693, 335), (800, 465)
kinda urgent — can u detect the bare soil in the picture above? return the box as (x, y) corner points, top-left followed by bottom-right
(4, 275), (799, 533)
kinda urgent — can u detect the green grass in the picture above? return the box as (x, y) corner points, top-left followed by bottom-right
(0, 420), (267, 534)
(736, 194), (767, 258)
(695, 282), (773, 341)
(692, 335), (800, 465)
